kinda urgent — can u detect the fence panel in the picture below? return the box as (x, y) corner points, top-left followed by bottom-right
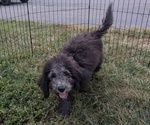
(0, 0), (149, 66)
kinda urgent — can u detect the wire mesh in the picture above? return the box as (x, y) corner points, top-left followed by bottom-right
(0, 0), (150, 66)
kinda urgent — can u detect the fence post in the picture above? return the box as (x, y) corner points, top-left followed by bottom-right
(87, 0), (91, 31)
(26, 2), (33, 56)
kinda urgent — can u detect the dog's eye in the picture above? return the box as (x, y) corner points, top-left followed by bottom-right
(63, 71), (71, 77)
(51, 73), (56, 78)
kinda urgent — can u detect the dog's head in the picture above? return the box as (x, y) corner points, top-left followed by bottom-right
(38, 54), (81, 99)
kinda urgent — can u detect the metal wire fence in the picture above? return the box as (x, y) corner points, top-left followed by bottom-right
(0, 0), (150, 66)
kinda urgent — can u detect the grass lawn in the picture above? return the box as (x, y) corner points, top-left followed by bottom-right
(0, 20), (150, 125)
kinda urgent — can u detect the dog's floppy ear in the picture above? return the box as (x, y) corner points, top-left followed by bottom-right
(38, 72), (50, 98)
(38, 60), (52, 98)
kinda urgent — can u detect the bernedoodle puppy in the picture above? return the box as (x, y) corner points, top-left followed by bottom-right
(38, 3), (113, 116)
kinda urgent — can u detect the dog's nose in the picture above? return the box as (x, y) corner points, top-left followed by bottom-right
(58, 87), (65, 92)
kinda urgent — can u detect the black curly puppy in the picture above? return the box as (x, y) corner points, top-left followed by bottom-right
(38, 3), (113, 116)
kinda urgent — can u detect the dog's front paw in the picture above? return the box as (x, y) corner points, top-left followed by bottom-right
(57, 107), (70, 116)
(57, 99), (71, 116)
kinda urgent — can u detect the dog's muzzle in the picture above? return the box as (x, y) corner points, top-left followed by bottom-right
(58, 86), (65, 92)
(57, 86), (68, 99)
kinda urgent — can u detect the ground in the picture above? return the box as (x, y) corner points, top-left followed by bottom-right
(0, 20), (150, 124)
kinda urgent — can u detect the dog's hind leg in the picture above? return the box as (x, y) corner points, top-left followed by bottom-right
(94, 65), (101, 73)
(94, 59), (102, 73)
(79, 69), (93, 91)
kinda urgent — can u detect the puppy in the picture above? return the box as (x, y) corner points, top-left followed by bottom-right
(38, 3), (113, 116)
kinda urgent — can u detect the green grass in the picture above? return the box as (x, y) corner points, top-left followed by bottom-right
(0, 20), (150, 125)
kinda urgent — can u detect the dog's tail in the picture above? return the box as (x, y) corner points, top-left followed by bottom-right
(95, 3), (113, 38)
